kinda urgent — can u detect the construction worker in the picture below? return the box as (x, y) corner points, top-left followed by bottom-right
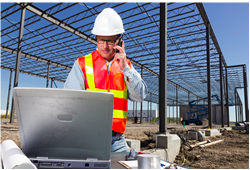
(64, 8), (147, 152)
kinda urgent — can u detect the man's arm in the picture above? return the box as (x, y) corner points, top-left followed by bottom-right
(122, 64), (147, 102)
(64, 60), (85, 90)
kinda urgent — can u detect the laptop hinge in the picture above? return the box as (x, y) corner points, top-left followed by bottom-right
(86, 158), (98, 161)
(36, 157), (49, 159)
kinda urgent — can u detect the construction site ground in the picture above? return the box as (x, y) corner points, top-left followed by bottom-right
(1, 118), (249, 169)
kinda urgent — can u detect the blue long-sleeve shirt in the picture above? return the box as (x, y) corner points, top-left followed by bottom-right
(64, 58), (147, 102)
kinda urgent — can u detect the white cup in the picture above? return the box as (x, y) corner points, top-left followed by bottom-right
(138, 154), (160, 169)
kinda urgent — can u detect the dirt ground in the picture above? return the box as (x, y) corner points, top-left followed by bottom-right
(125, 120), (249, 169)
(1, 118), (249, 169)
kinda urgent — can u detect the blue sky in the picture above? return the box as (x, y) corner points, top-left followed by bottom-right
(1, 3), (249, 122)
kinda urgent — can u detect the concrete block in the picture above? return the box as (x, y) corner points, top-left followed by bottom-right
(224, 127), (232, 131)
(143, 148), (177, 163)
(219, 127), (232, 133)
(200, 130), (205, 135)
(197, 131), (206, 141)
(155, 134), (180, 162)
(125, 139), (140, 152)
(188, 131), (198, 140)
(152, 132), (166, 141)
(205, 129), (221, 137)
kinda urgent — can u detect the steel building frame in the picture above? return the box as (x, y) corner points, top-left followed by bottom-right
(1, 2), (248, 128)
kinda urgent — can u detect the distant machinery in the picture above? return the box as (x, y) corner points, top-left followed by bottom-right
(182, 95), (221, 125)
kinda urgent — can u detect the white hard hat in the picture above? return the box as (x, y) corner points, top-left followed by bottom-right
(91, 8), (125, 36)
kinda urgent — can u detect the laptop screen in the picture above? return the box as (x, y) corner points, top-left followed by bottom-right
(13, 87), (114, 160)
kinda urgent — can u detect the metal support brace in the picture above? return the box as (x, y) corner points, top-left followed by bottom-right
(5, 69), (13, 119)
(10, 4), (26, 123)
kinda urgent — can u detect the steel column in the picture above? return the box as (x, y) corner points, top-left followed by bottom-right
(147, 101), (149, 122)
(5, 69), (13, 119)
(140, 67), (143, 124)
(238, 96), (240, 122)
(225, 68), (230, 126)
(136, 102), (138, 121)
(46, 62), (50, 88)
(10, 5), (26, 123)
(159, 2), (167, 133)
(235, 88), (237, 124)
(169, 105), (170, 123)
(51, 78), (53, 88)
(176, 86), (178, 124)
(206, 23), (212, 128)
(243, 66), (249, 122)
(133, 101), (135, 121)
(188, 92), (190, 113)
(241, 102), (243, 122)
(220, 53), (224, 127)
(150, 95), (152, 122)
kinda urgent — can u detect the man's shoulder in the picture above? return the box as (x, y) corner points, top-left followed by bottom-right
(78, 51), (95, 60)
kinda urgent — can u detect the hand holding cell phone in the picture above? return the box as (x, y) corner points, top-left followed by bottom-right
(115, 35), (123, 53)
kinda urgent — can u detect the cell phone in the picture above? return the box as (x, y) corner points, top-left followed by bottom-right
(115, 35), (123, 53)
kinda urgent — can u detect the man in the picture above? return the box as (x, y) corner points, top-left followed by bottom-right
(64, 8), (147, 152)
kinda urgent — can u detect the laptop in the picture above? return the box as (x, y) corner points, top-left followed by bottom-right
(13, 87), (114, 169)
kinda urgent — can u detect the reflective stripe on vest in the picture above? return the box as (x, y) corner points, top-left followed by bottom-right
(79, 50), (131, 133)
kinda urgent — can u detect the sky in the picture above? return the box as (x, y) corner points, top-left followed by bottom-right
(1, 2), (249, 122)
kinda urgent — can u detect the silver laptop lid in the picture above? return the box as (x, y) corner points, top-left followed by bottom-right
(13, 87), (114, 160)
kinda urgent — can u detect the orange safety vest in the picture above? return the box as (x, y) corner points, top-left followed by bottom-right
(78, 50), (132, 133)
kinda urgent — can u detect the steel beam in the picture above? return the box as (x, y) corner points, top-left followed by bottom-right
(17, 3), (203, 105)
(196, 3), (227, 67)
(5, 69), (13, 119)
(1, 46), (71, 70)
(10, 5), (26, 123)
(148, 92), (186, 105)
(159, 2), (167, 133)
(1, 66), (65, 83)
(206, 22), (212, 128)
(17, 3), (97, 45)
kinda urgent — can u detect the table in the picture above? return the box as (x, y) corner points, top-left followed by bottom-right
(110, 152), (128, 169)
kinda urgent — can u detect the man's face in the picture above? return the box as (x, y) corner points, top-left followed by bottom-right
(96, 35), (118, 61)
